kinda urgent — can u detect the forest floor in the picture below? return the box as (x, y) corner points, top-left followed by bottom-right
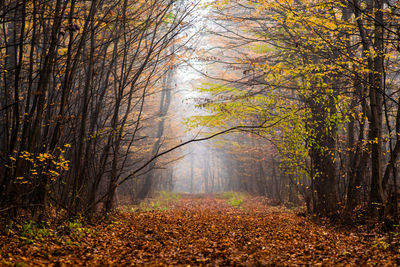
(1, 193), (400, 266)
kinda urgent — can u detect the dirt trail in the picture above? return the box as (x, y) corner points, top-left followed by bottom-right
(1, 195), (400, 266)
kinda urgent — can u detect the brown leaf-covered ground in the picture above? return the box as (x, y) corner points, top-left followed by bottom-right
(1, 194), (400, 266)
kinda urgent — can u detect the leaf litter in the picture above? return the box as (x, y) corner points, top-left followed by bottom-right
(1, 194), (400, 266)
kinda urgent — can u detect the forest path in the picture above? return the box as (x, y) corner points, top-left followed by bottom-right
(2, 194), (400, 266)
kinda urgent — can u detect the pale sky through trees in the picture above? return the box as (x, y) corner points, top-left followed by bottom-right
(3, 0), (400, 264)
(171, 0), (225, 193)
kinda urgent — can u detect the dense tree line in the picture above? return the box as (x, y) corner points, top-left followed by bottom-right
(189, 0), (400, 224)
(0, 0), (193, 220)
(3, 0), (400, 228)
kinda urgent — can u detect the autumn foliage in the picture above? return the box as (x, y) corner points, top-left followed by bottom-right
(2, 0), (400, 265)
(1, 195), (400, 265)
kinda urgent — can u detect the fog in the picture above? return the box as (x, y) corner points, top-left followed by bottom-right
(158, 0), (267, 195)
(168, 0), (226, 193)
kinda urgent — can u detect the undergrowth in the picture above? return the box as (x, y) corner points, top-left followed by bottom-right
(216, 191), (246, 208)
(120, 191), (181, 212)
(2, 218), (93, 247)
(139, 191), (181, 211)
